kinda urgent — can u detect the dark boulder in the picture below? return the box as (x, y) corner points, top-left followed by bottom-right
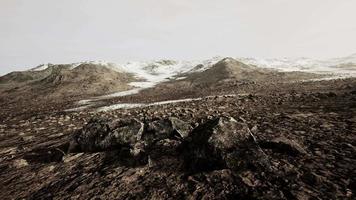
(68, 117), (192, 157)
(109, 118), (145, 146)
(183, 116), (270, 173)
(68, 118), (144, 153)
(143, 117), (192, 168)
(144, 117), (193, 144)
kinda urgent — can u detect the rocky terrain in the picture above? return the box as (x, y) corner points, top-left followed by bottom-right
(0, 57), (355, 199)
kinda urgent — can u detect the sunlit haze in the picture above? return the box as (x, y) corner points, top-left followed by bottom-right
(1, 0), (355, 74)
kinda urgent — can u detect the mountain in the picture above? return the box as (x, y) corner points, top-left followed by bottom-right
(0, 62), (136, 101)
(113, 57), (222, 87)
(238, 53), (356, 77)
(164, 57), (321, 87)
(2, 54), (354, 103)
(117, 57), (324, 103)
(0, 59), (225, 103)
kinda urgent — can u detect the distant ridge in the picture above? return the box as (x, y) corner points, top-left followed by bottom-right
(1, 54), (355, 102)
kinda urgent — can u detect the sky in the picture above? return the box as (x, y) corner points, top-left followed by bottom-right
(0, 0), (356, 75)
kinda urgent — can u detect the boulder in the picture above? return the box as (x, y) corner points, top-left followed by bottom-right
(109, 118), (144, 146)
(183, 116), (270, 172)
(207, 117), (252, 150)
(68, 117), (191, 154)
(68, 118), (144, 153)
(144, 117), (192, 144)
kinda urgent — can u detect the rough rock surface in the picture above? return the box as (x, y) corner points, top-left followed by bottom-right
(69, 118), (145, 153)
(182, 116), (270, 173)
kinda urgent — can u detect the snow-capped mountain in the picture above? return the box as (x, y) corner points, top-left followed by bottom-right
(28, 57), (223, 90)
(30, 61), (124, 72)
(29, 54), (356, 85)
(22, 54), (355, 100)
(115, 57), (223, 87)
(2, 54), (355, 104)
(238, 54), (356, 77)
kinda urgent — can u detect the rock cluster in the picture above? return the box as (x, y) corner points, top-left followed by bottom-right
(48, 115), (316, 199)
(66, 116), (274, 172)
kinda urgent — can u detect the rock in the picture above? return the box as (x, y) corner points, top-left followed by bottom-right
(260, 136), (307, 156)
(144, 117), (192, 143)
(109, 118), (144, 146)
(207, 117), (252, 150)
(68, 118), (111, 153)
(183, 116), (270, 172)
(69, 118), (144, 153)
(13, 159), (29, 168)
(66, 116), (192, 168)
(170, 117), (193, 139)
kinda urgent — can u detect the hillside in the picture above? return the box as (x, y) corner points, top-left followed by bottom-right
(0, 63), (137, 101)
(121, 57), (324, 103)
(181, 57), (320, 84)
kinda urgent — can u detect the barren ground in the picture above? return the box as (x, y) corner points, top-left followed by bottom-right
(0, 78), (355, 199)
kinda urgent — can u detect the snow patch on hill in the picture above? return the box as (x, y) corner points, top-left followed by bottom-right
(30, 54), (356, 98)
(238, 54), (356, 77)
(29, 57), (222, 89)
(60, 54), (356, 112)
(30, 64), (52, 71)
(96, 94), (239, 112)
(30, 61), (124, 72)
(116, 57), (223, 86)
(30, 54), (356, 85)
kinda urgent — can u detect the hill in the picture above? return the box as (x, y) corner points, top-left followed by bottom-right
(0, 63), (137, 101)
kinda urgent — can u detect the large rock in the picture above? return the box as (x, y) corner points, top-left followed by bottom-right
(142, 117), (192, 168)
(66, 117), (193, 168)
(144, 117), (193, 144)
(207, 117), (252, 150)
(68, 118), (144, 153)
(183, 116), (270, 172)
(108, 118), (145, 146)
(68, 117), (191, 154)
(67, 116), (271, 173)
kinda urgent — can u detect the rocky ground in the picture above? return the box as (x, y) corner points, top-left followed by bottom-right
(0, 78), (355, 199)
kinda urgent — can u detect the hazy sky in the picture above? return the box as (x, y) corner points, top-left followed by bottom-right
(1, 0), (356, 74)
